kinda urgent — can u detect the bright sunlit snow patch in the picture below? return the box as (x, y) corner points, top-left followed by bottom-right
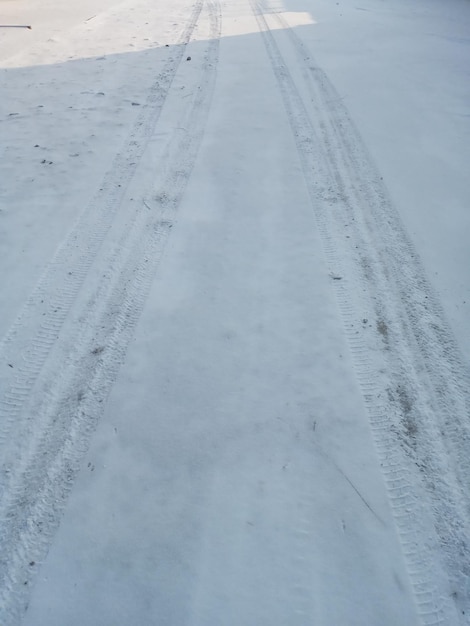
(222, 10), (315, 37)
(277, 12), (316, 28)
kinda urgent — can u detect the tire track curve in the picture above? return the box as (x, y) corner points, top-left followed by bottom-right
(252, 2), (470, 624)
(0, 2), (221, 623)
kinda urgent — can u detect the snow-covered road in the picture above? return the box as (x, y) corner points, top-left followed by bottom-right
(1, 0), (469, 624)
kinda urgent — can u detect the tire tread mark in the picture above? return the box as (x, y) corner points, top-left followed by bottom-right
(0, 2), (220, 624)
(253, 3), (469, 624)
(0, 0), (205, 452)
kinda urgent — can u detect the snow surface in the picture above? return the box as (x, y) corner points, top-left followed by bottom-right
(0, 0), (469, 624)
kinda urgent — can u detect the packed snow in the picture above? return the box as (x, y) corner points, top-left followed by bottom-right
(0, 0), (469, 624)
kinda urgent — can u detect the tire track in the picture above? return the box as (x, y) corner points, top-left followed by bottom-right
(0, 2), (221, 623)
(0, 0), (204, 453)
(269, 10), (470, 503)
(0, 0), (205, 520)
(252, 2), (470, 624)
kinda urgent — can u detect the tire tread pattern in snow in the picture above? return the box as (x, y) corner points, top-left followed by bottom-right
(0, 2), (221, 623)
(252, 2), (470, 624)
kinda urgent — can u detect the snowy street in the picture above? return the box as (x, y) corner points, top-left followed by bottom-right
(1, 0), (469, 624)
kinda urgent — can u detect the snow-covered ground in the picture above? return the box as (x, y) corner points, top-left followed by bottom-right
(0, 0), (469, 624)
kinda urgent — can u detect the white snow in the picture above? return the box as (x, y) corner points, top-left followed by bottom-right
(0, 0), (469, 624)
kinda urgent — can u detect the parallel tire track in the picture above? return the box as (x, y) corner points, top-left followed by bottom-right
(0, 2), (221, 623)
(252, 2), (470, 624)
